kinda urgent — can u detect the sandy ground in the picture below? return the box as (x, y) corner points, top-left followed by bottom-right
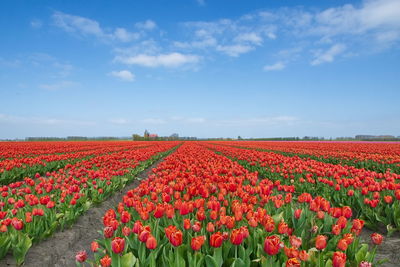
(360, 228), (400, 267)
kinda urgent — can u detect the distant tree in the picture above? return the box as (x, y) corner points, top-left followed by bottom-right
(132, 134), (142, 141)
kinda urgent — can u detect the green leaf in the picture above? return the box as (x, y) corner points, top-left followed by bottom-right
(231, 258), (246, 267)
(13, 234), (32, 266)
(272, 212), (283, 224)
(355, 244), (369, 263)
(205, 255), (218, 267)
(325, 259), (333, 267)
(0, 236), (11, 259)
(121, 252), (137, 267)
(213, 246), (223, 267)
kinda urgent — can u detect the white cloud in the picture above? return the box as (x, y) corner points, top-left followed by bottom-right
(115, 52), (200, 68)
(0, 113), (95, 126)
(53, 11), (103, 36)
(216, 44), (254, 57)
(0, 57), (21, 68)
(114, 28), (139, 42)
(174, 37), (217, 49)
(135, 20), (157, 30)
(216, 116), (298, 127)
(234, 32), (263, 45)
(53, 62), (73, 77)
(311, 44), (346, 65)
(178, 0), (400, 65)
(109, 70), (135, 81)
(308, 0), (400, 40)
(30, 19), (42, 29)
(196, 0), (205, 6)
(179, 19), (267, 57)
(52, 11), (139, 43)
(263, 62), (285, 71)
(51, 0), (400, 70)
(39, 80), (78, 90)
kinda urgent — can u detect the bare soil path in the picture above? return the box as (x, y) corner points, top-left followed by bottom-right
(360, 228), (400, 267)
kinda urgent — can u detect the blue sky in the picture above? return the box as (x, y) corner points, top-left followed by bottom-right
(0, 0), (399, 139)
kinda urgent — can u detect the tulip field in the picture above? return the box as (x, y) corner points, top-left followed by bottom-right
(1, 141), (400, 266)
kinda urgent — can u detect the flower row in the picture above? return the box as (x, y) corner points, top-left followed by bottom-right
(204, 143), (400, 233)
(0, 142), (178, 265)
(80, 142), (382, 267)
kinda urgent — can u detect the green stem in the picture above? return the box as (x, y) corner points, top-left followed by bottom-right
(319, 251), (322, 267)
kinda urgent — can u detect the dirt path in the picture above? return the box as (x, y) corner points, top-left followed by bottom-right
(360, 228), (400, 267)
(1, 157), (166, 267)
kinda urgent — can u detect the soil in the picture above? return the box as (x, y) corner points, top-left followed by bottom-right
(360, 228), (400, 267)
(0, 157), (165, 267)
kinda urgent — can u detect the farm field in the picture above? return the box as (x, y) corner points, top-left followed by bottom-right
(0, 141), (399, 266)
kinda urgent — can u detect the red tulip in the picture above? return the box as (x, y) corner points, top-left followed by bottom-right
(289, 235), (302, 248)
(278, 221), (289, 234)
(264, 217), (275, 232)
(315, 235), (327, 250)
(230, 228), (245, 245)
(299, 250), (309, 261)
(192, 221), (201, 232)
(294, 209), (302, 219)
(337, 238), (348, 251)
(104, 226), (114, 238)
(165, 225), (183, 246)
(11, 218), (23, 230)
(91, 241), (99, 252)
(165, 225), (178, 240)
(111, 237), (125, 254)
(264, 235), (282, 255)
(332, 251), (346, 267)
(121, 211), (131, 223)
(25, 212), (32, 223)
(284, 247), (299, 259)
(191, 235), (206, 251)
(343, 233), (354, 245)
(342, 206), (352, 218)
(384, 195), (393, 204)
(206, 222), (215, 232)
(0, 225), (7, 232)
(132, 220), (143, 234)
(183, 218), (191, 230)
(286, 258), (301, 267)
(146, 235), (157, 249)
(75, 250), (87, 262)
(351, 219), (364, 235)
(100, 255), (112, 267)
(210, 232), (224, 248)
(332, 224), (341, 235)
(371, 233), (383, 245)
(138, 229), (151, 243)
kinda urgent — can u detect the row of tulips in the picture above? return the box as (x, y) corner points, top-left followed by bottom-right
(216, 141), (400, 166)
(0, 142), (152, 185)
(78, 142), (383, 267)
(0, 141), (145, 159)
(0, 142), (179, 265)
(214, 141), (400, 174)
(204, 143), (400, 234)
